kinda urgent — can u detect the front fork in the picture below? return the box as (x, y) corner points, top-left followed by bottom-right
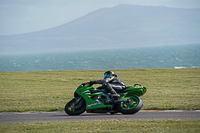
(74, 97), (82, 104)
(69, 97), (82, 111)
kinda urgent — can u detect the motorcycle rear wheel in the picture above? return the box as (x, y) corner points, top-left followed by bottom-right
(117, 95), (143, 114)
(65, 98), (86, 115)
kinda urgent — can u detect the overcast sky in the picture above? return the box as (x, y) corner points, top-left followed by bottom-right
(0, 0), (200, 35)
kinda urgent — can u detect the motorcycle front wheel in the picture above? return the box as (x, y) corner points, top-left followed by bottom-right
(117, 95), (143, 114)
(65, 97), (86, 115)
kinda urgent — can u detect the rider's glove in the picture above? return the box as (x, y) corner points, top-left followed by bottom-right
(89, 81), (96, 85)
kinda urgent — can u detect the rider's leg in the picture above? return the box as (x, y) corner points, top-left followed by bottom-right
(103, 83), (120, 98)
(102, 92), (112, 103)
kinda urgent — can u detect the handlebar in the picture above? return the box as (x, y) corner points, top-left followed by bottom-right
(81, 82), (91, 87)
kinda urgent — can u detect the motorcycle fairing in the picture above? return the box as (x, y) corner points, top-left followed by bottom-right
(75, 85), (111, 110)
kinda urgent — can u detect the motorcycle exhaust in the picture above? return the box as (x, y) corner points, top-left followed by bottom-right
(114, 99), (128, 103)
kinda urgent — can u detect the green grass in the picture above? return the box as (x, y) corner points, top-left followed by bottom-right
(0, 68), (200, 112)
(0, 119), (200, 133)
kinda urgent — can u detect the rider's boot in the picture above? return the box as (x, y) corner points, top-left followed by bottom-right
(102, 93), (112, 104)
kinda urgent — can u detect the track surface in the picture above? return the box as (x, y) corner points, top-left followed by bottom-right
(1, 110), (200, 123)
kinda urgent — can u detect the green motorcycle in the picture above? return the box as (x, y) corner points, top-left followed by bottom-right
(65, 82), (147, 115)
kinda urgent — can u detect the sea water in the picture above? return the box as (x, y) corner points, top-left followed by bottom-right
(0, 44), (199, 72)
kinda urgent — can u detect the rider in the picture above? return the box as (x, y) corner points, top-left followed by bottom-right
(89, 71), (126, 104)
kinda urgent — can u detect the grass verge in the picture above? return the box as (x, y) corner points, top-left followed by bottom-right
(0, 68), (200, 112)
(0, 119), (200, 133)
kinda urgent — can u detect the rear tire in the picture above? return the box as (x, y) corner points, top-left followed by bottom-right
(117, 95), (143, 114)
(65, 98), (86, 115)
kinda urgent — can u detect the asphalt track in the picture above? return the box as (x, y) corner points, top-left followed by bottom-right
(0, 110), (200, 123)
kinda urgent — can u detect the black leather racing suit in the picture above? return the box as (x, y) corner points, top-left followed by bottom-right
(94, 76), (126, 95)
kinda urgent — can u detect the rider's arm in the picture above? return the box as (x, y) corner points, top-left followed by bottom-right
(94, 79), (105, 84)
(90, 76), (115, 85)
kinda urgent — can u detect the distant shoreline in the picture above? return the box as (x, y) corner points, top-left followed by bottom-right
(0, 67), (200, 73)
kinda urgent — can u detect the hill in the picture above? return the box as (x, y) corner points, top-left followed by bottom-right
(0, 4), (200, 54)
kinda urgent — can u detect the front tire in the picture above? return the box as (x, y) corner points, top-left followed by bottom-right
(65, 98), (86, 115)
(117, 95), (143, 114)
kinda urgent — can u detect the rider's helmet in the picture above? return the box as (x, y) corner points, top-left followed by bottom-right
(103, 71), (117, 79)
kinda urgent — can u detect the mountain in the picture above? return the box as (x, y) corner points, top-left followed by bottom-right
(0, 4), (200, 54)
